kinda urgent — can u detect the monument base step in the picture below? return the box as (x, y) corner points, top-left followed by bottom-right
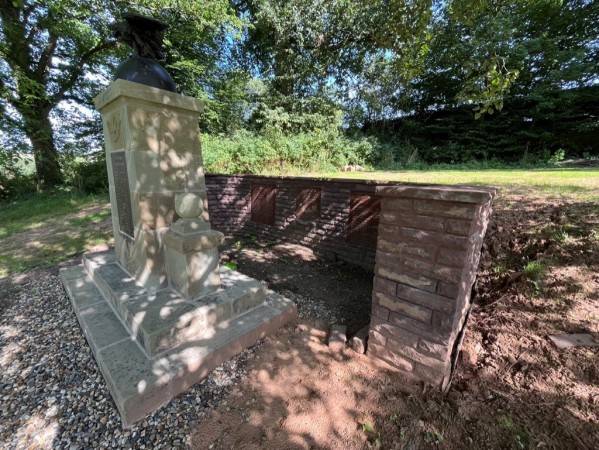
(60, 256), (296, 425)
(82, 251), (268, 357)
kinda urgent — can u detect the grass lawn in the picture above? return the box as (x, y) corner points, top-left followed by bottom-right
(307, 168), (599, 200)
(0, 191), (112, 278)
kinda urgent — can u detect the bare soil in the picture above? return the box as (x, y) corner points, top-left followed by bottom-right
(190, 191), (599, 450)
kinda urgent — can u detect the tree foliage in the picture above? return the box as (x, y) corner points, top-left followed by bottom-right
(0, 0), (597, 193)
(0, 0), (241, 188)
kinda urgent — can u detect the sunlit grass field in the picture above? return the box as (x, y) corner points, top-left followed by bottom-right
(306, 168), (599, 201)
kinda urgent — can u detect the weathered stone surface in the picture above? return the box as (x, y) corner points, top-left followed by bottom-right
(376, 265), (437, 292)
(163, 229), (224, 253)
(373, 276), (396, 296)
(369, 329), (386, 346)
(381, 197), (414, 212)
(436, 247), (469, 267)
(95, 79), (203, 114)
(349, 326), (369, 354)
(376, 185), (496, 204)
(170, 218), (211, 234)
(414, 200), (479, 219)
(369, 184), (495, 390)
(328, 324), (347, 352)
(163, 228), (225, 301)
(370, 316), (419, 348)
(443, 219), (472, 236)
(88, 260), (147, 307)
(418, 337), (450, 361)
(368, 342), (413, 372)
(61, 261), (297, 426)
(375, 292), (432, 323)
(122, 290), (203, 357)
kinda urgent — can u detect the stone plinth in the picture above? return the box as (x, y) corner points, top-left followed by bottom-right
(61, 255), (295, 425)
(94, 79), (208, 292)
(164, 228), (224, 298)
(368, 185), (496, 389)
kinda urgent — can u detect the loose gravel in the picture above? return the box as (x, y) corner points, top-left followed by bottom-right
(0, 269), (262, 449)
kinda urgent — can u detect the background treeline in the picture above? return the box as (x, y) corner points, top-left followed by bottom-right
(1, 0), (598, 198)
(364, 86), (599, 165)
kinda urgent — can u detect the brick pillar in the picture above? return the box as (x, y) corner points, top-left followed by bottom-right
(368, 185), (496, 389)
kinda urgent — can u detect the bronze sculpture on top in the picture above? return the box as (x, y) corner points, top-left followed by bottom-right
(109, 13), (177, 92)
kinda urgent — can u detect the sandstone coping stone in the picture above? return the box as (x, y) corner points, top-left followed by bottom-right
(95, 79), (204, 113)
(376, 184), (497, 203)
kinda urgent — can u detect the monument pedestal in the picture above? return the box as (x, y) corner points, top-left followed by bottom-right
(60, 80), (296, 425)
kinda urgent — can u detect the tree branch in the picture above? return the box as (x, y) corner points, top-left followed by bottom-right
(36, 31), (58, 83)
(0, 0), (33, 76)
(52, 41), (114, 105)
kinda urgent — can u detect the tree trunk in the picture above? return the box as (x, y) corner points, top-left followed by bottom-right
(23, 107), (63, 188)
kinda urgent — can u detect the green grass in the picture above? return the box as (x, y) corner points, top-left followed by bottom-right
(524, 261), (544, 281)
(305, 168), (599, 200)
(0, 190), (109, 239)
(1, 167), (597, 278)
(0, 190), (112, 278)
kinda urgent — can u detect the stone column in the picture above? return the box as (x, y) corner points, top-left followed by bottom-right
(94, 80), (209, 292)
(369, 185), (496, 389)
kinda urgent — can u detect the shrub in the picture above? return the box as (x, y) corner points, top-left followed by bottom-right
(202, 130), (374, 174)
(0, 150), (37, 200)
(62, 151), (108, 194)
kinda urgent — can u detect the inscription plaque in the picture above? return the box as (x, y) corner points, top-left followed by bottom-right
(296, 188), (321, 221)
(111, 152), (134, 238)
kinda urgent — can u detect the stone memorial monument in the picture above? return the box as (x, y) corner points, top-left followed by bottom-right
(60, 13), (296, 425)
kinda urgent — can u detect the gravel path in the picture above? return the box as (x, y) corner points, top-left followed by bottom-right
(0, 269), (259, 449)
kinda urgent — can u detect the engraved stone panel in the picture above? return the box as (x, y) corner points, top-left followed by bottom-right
(251, 185), (276, 225)
(296, 188), (321, 221)
(347, 191), (380, 248)
(111, 152), (134, 238)
(107, 111), (123, 150)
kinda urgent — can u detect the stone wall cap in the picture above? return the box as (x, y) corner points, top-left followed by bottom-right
(205, 174), (497, 201)
(94, 79), (204, 113)
(375, 185), (497, 203)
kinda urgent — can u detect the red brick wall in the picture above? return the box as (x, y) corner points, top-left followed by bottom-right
(205, 174), (388, 269)
(205, 175), (496, 390)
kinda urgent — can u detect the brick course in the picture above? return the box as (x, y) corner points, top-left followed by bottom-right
(206, 174), (386, 269)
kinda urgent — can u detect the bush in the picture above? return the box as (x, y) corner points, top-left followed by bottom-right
(202, 129), (374, 174)
(0, 150), (37, 200)
(62, 151), (108, 194)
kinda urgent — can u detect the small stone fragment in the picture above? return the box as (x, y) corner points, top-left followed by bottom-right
(349, 326), (369, 354)
(328, 324), (347, 352)
(548, 333), (599, 349)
